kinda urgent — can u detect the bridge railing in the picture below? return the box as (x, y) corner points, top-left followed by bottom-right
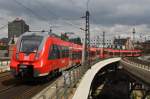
(122, 58), (150, 71)
(33, 60), (100, 99)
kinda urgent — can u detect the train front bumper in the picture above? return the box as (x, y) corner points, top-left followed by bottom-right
(10, 65), (48, 78)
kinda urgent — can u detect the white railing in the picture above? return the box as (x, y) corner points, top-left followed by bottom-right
(72, 57), (121, 99)
(122, 58), (150, 71)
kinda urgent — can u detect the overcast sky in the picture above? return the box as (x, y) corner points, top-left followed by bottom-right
(0, 0), (150, 40)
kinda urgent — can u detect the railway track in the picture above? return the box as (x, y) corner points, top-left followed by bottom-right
(0, 72), (17, 94)
(0, 64), (83, 99)
(0, 71), (11, 78)
(0, 72), (60, 99)
(13, 81), (54, 99)
(127, 57), (150, 66)
(0, 72), (20, 96)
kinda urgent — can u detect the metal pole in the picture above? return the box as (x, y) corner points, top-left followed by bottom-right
(102, 31), (105, 58)
(133, 28), (135, 49)
(82, 38), (85, 66)
(81, 10), (90, 68)
(85, 10), (90, 66)
(96, 36), (100, 59)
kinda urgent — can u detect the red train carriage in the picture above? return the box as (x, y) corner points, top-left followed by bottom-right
(90, 48), (98, 61)
(72, 44), (82, 65)
(100, 48), (142, 58)
(10, 32), (82, 78)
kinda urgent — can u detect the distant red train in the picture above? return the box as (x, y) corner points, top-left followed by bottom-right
(9, 31), (142, 79)
(101, 48), (142, 58)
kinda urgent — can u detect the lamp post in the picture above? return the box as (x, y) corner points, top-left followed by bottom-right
(133, 28), (136, 49)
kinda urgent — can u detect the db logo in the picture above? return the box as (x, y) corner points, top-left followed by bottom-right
(24, 56), (29, 60)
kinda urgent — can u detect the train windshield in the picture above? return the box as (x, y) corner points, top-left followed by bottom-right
(20, 35), (43, 53)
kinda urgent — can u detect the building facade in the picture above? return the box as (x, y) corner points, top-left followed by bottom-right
(113, 37), (134, 50)
(8, 18), (29, 39)
(141, 40), (150, 53)
(0, 38), (9, 46)
(90, 38), (113, 48)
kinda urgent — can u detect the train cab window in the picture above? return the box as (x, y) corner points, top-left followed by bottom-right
(48, 45), (60, 59)
(20, 35), (43, 53)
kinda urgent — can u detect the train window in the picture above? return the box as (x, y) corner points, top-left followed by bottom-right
(20, 35), (43, 53)
(72, 52), (75, 59)
(110, 52), (113, 55)
(62, 46), (66, 58)
(72, 51), (81, 60)
(96, 50), (100, 55)
(79, 51), (82, 58)
(61, 46), (69, 58)
(72, 52), (80, 59)
(48, 45), (60, 59)
(61, 46), (64, 58)
(58, 46), (62, 58)
(65, 47), (69, 57)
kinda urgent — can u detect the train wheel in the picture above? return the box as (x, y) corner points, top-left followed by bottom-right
(46, 69), (62, 81)
(54, 69), (59, 77)
(56, 69), (62, 76)
(48, 71), (55, 80)
(58, 70), (62, 76)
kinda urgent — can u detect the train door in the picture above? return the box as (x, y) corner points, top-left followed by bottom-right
(48, 44), (61, 71)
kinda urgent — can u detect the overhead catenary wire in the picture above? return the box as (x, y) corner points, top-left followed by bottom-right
(0, 0), (89, 34)
(0, 19), (16, 30)
(86, 0), (90, 11)
(13, 0), (81, 30)
(0, 0), (49, 31)
(35, 0), (82, 29)
(68, 0), (97, 33)
(13, 0), (48, 22)
(0, 24), (8, 30)
(66, 0), (85, 11)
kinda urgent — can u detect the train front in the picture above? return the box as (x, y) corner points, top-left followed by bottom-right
(10, 32), (48, 78)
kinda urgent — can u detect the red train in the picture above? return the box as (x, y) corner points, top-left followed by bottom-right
(10, 32), (83, 78)
(9, 31), (142, 79)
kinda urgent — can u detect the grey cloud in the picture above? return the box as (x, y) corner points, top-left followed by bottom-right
(1, 0), (150, 39)
(1, 0), (150, 26)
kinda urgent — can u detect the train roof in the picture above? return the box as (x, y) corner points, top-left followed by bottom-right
(21, 31), (50, 37)
(20, 31), (83, 49)
(105, 48), (142, 52)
